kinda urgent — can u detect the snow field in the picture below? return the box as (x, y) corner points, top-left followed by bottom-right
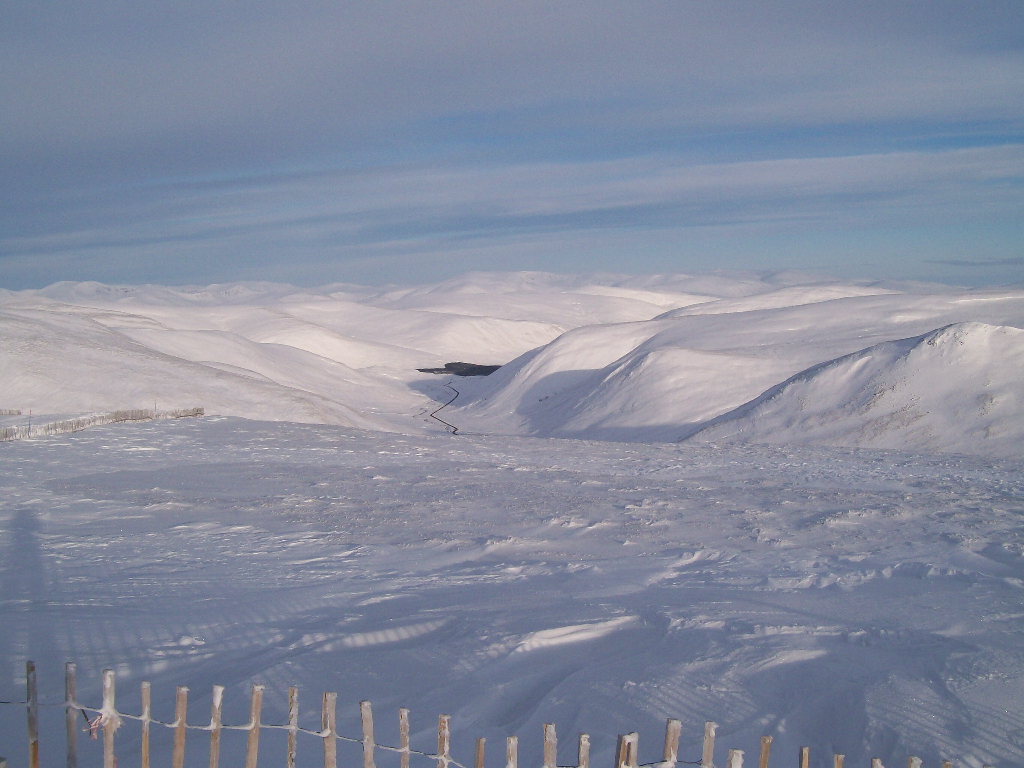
(1, 418), (1023, 768)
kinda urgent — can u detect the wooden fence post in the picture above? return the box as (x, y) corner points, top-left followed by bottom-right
(506, 736), (518, 768)
(618, 733), (634, 768)
(287, 687), (298, 768)
(834, 755), (844, 768)
(102, 669), (117, 768)
(437, 715), (451, 768)
(361, 701), (376, 768)
(578, 734), (590, 768)
(702, 723), (717, 768)
(798, 748), (808, 768)
(399, 709), (411, 768)
(209, 685), (224, 768)
(758, 737), (771, 768)
(172, 686), (188, 768)
(616, 733), (638, 768)
(727, 749), (743, 768)
(27, 661), (39, 768)
(140, 682), (151, 768)
(663, 720), (681, 767)
(475, 738), (486, 768)
(245, 685), (264, 768)
(543, 724), (557, 768)
(322, 693), (337, 768)
(65, 663), (77, 768)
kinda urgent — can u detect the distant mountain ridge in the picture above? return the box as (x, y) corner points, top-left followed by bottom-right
(3, 272), (1024, 455)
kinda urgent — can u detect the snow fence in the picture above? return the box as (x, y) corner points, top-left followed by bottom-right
(1, 662), (977, 768)
(0, 407), (204, 442)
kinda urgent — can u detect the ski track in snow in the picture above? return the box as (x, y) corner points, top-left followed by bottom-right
(2, 418), (1023, 768)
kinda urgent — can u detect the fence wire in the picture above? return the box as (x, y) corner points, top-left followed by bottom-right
(0, 407), (203, 442)
(0, 695), (704, 768)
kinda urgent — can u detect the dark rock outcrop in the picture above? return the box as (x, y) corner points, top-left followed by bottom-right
(417, 362), (501, 376)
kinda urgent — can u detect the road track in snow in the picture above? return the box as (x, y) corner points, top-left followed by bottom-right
(428, 380), (460, 434)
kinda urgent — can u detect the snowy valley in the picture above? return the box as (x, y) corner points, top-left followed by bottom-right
(1, 272), (1023, 768)
(3, 272), (1024, 453)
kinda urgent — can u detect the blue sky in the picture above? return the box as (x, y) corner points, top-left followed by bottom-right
(2, 1), (1022, 288)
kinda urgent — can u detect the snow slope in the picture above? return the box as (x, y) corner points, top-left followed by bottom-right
(0, 307), (386, 428)
(450, 285), (1024, 452)
(688, 322), (1024, 455)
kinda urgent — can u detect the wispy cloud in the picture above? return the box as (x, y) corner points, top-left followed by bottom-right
(1, 2), (1022, 286)
(3, 144), (1022, 286)
(927, 257), (1024, 267)
(3, 3), (1023, 171)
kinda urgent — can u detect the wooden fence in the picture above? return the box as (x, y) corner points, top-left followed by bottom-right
(0, 408), (204, 442)
(0, 662), (989, 768)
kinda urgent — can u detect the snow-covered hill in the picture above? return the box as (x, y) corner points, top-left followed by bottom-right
(687, 322), (1024, 455)
(451, 286), (1024, 452)
(1, 273), (712, 429)
(3, 272), (1024, 454)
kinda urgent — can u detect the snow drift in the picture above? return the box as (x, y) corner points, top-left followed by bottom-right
(687, 322), (1024, 455)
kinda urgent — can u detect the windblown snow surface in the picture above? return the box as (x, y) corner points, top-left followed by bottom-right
(2, 272), (1024, 768)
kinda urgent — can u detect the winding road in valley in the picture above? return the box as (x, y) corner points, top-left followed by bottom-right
(429, 380), (461, 434)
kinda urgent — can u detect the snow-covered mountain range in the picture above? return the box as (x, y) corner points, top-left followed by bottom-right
(2, 272), (1023, 455)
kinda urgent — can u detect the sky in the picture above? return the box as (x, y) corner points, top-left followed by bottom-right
(1, 1), (1023, 289)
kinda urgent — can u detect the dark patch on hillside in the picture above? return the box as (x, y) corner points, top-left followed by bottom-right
(417, 362), (501, 376)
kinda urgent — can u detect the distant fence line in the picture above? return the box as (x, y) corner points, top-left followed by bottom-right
(0, 408), (203, 443)
(0, 662), (985, 768)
